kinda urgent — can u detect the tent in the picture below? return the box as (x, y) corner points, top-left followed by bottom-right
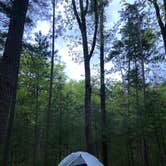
(58, 151), (104, 166)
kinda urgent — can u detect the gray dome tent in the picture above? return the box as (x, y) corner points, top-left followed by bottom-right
(58, 151), (104, 166)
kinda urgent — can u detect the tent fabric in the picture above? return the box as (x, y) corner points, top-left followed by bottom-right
(58, 151), (104, 166)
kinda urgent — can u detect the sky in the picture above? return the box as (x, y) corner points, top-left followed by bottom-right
(35, 0), (134, 81)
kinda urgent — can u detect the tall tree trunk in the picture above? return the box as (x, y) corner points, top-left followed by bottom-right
(84, 59), (94, 154)
(44, 0), (55, 165)
(33, 86), (39, 166)
(99, 2), (108, 166)
(139, 14), (150, 164)
(58, 109), (62, 161)
(0, 0), (29, 146)
(159, 124), (166, 157)
(58, 88), (62, 161)
(79, 2), (94, 153)
(94, 113), (99, 157)
(2, 84), (17, 166)
(134, 59), (143, 165)
(72, 0), (98, 154)
(134, 60), (140, 120)
(127, 59), (135, 166)
(141, 58), (150, 166)
(0, 0), (29, 165)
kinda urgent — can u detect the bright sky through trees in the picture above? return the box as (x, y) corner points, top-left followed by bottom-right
(34, 0), (133, 81)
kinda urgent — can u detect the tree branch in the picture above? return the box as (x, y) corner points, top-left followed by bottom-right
(72, 0), (82, 30)
(84, 0), (89, 15)
(79, 0), (84, 19)
(163, 0), (166, 25)
(89, 0), (99, 59)
(151, 0), (165, 30)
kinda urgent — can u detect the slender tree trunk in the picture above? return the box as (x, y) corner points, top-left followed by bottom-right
(141, 58), (146, 107)
(127, 59), (131, 120)
(134, 60), (140, 120)
(127, 59), (135, 166)
(129, 138), (135, 166)
(81, 5), (94, 155)
(159, 124), (166, 157)
(44, 0), (55, 165)
(58, 88), (62, 161)
(72, 0), (98, 154)
(99, 3), (108, 166)
(58, 109), (62, 161)
(94, 114), (99, 157)
(84, 59), (94, 154)
(142, 64), (150, 166)
(134, 59), (143, 165)
(159, 22), (166, 53)
(77, 5), (93, 153)
(141, 58), (149, 166)
(0, 0), (29, 146)
(139, 18), (150, 164)
(33, 86), (39, 166)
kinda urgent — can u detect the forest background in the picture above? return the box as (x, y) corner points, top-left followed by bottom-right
(0, 0), (166, 166)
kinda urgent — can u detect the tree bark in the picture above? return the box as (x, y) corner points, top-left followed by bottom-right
(58, 88), (62, 161)
(44, 0), (55, 165)
(2, 83), (17, 166)
(84, 58), (94, 154)
(79, 1), (94, 153)
(72, 0), (98, 154)
(33, 86), (39, 166)
(0, 0), (29, 145)
(0, 0), (29, 165)
(127, 59), (135, 166)
(141, 57), (150, 166)
(99, 2), (108, 166)
(159, 124), (166, 157)
(139, 16), (150, 165)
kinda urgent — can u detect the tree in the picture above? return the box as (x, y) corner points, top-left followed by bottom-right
(44, 0), (55, 165)
(25, 32), (50, 166)
(0, 1), (29, 165)
(99, 0), (108, 165)
(147, 0), (166, 53)
(108, 3), (157, 166)
(72, 0), (99, 154)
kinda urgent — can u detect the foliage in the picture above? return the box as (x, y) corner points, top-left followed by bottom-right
(0, 0), (166, 166)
